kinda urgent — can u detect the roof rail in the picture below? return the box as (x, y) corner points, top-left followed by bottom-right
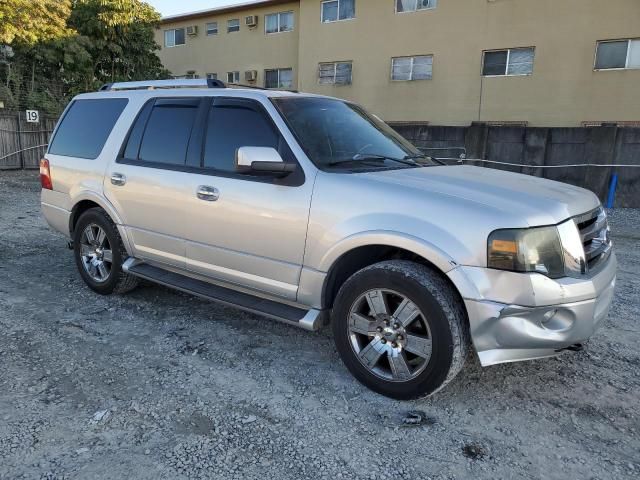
(226, 82), (268, 91)
(100, 79), (226, 91)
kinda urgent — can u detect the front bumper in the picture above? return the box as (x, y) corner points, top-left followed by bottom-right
(448, 253), (617, 366)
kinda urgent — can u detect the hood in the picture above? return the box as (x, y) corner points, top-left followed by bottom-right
(359, 165), (600, 226)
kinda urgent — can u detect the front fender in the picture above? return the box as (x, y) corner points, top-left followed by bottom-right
(316, 230), (458, 275)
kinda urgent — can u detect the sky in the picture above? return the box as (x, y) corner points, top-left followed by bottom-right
(146, 0), (251, 17)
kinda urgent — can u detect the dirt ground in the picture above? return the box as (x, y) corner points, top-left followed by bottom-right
(0, 170), (638, 480)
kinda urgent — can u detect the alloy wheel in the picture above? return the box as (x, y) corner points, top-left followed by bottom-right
(79, 223), (113, 283)
(347, 289), (433, 382)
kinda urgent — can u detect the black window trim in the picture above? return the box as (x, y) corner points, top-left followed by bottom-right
(117, 96), (305, 187)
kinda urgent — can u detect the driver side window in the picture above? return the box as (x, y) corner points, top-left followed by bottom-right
(203, 99), (280, 172)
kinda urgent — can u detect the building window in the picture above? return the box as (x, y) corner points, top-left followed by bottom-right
(319, 61), (352, 85)
(396, 0), (437, 13)
(321, 0), (355, 23)
(227, 19), (240, 33)
(227, 71), (240, 83)
(206, 22), (218, 36)
(595, 39), (640, 70)
(265, 11), (294, 33)
(164, 28), (185, 47)
(265, 68), (293, 89)
(482, 47), (535, 76)
(206, 73), (218, 80)
(391, 55), (433, 81)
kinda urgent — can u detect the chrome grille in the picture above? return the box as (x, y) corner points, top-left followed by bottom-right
(575, 207), (612, 273)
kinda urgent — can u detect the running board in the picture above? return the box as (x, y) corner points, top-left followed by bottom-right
(122, 259), (324, 331)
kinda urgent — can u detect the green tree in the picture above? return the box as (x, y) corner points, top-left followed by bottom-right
(69, 0), (169, 85)
(0, 0), (72, 45)
(0, 0), (169, 113)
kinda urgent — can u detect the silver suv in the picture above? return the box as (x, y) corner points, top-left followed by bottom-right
(41, 79), (616, 399)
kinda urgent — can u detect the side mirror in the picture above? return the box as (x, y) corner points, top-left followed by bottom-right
(235, 147), (296, 176)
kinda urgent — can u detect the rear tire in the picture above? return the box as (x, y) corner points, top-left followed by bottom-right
(73, 208), (139, 295)
(332, 260), (469, 400)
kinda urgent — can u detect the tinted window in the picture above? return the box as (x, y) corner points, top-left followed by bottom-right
(203, 101), (279, 172)
(49, 98), (128, 159)
(138, 98), (199, 165)
(273, 97), (433, 170)
(123, 101), (153, 160)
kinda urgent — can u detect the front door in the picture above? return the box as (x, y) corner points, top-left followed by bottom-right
(183, 97), (314, 300)
(104, 97), (203, 268)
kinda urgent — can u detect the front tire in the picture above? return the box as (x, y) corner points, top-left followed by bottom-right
(332, 260), (470, 400)
(73, 208), (139, 295)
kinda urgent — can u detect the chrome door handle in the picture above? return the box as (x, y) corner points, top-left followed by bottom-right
(196, 186), (219, 201)
(111, 173), (126, 186)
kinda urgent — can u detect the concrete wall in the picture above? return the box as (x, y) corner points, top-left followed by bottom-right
(155, 1), (299, 89)
(296, 0), (640, 126)
(393, 124), (640, 207)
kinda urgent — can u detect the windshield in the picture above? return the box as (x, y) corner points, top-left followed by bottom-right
(272, 97), (435, 171)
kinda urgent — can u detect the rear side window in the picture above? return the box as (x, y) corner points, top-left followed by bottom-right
(49, 98), (128, 159)
(136, 98), (199, 165)
(203, 100), (279, 172)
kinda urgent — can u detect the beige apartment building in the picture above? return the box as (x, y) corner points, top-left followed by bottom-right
(156, 0), (640, 127)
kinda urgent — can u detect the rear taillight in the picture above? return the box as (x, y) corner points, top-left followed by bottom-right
(40, 158), (53, 190)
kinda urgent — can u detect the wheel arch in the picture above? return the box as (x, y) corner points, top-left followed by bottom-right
(319, 234), (465, 313)
(69, 193), (133, 255)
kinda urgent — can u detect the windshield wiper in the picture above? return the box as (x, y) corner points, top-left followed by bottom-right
(328, 153), (419, 168)
(403, 153), (446, 166)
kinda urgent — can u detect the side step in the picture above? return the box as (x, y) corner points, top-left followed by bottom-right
(123, 259), (325, 331)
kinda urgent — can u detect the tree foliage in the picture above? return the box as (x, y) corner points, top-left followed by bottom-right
(0, 0), (72, 45)
(0, 0), (169, 114)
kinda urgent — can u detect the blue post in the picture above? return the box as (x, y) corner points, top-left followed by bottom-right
(606, 173), (618, 209)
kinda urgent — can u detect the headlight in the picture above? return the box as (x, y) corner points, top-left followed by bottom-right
(488, 226), (565, 278)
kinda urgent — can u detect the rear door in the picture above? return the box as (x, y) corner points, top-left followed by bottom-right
(104, 97), (205, 268)
(182, 97), (314, 300)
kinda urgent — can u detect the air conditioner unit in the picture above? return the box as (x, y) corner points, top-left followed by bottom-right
(245, 70), (258, 82)
(245, 15), (258, 27)
(186, 25), (198, 36)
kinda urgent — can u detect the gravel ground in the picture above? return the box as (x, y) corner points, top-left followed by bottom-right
(0, 170), (638, 480)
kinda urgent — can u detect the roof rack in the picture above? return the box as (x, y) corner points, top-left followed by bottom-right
(100, 79), (226, 91)
(226, 82), (268, 91)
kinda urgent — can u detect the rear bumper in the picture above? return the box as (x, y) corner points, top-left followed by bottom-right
(448, 253), (617, 366)
(41, 202), (71, 238)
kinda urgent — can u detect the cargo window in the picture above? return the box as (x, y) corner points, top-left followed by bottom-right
(203, 99), (279, 172)
(137, 98), (199, 165)
(48, 98), (128, 159)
